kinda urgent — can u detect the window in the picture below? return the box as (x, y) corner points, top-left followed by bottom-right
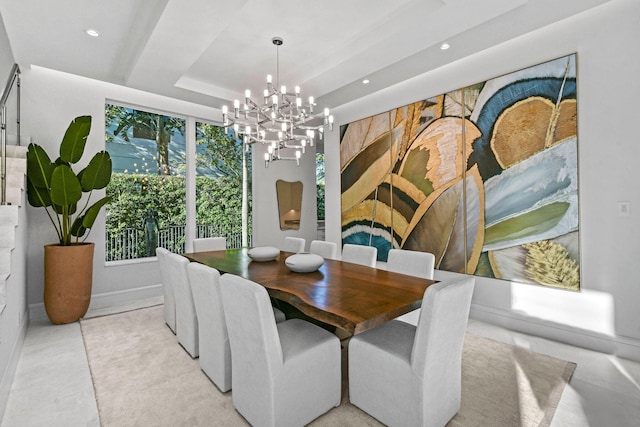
(104, 104), (186, 261)
(195, 122), (252, 248)
(316, 152), (325, 240)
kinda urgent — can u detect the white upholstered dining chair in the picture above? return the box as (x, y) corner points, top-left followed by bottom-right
(341, 243), (377, 267)
(349, 277), (475, 427)
(220, 273), (341, 427)
(283, 236), (305, 253)
(309, 240), (338, 260)
(387, 248), (436, 325)
(187, 263), (285, 392)
(155, 247), (175, 334)
(165, 251), (198, 357)
(192, 236), (226, 252)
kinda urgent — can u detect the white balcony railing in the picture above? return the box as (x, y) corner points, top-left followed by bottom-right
(106, 224), (251, 261)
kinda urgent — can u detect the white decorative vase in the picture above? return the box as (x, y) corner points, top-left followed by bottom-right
(247, 246), (280, 262)
(285, 253), (324, 273)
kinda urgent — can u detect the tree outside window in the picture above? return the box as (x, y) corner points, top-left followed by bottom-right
(195, 122), (252, 248)
(104, 104), (252, 261)
(105, 104), (186, 260)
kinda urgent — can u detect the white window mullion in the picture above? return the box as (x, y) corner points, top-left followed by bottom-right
(185, 116), (197, 252)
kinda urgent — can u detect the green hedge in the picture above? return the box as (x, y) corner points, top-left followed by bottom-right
(105, 173), (251, 259)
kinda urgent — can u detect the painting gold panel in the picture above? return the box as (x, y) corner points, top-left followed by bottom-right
(340, 54), (579, 290)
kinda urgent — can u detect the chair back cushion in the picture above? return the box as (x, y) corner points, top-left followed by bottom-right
(166, 252), (198, 356)
(220, 274), (284, 394)
(193, 237), (226, 252)
(155, 247), (170, 282)
(187, 262), (231, 391)
(188, 263), (225, 337)
(342, 243), (377, 267)
(387, 248), (435, 279)
(283, 236), (306, 253)
(156, 247), (175, 331)
(411, 277), (475, 377)
(309, 240), (338, 260)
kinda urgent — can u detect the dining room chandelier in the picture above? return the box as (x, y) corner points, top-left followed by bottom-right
(221, 37), (334, 167)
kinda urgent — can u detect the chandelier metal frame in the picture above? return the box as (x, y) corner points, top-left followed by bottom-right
(222, 37), (333, 166)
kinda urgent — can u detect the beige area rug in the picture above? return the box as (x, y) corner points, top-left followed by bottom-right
(80, 305), (576, 427)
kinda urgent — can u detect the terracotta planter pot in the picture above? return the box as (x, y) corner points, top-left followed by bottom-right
(44, 242), (95, 324)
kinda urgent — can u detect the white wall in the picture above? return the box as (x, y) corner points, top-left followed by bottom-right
(323, 0), (640, 359)
(252, 142), (318, 251)
(21, 66), (218, 312)
(0, 15), (14, 79)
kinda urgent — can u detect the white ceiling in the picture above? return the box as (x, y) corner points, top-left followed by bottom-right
(0, 0), (612, 111)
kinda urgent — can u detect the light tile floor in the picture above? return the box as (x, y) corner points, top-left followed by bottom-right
(2, 297), (640, 426)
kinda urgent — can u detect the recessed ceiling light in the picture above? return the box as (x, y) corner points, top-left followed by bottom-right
(362, 79), (370, 84)
(85, 29), (100, 37)
(440, 43), (450, 50)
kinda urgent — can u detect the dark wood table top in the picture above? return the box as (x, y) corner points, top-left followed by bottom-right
(184, 248), (437, 335)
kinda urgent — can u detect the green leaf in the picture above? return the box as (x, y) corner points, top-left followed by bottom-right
(26, 143), (54, 190)
(26, 178), (52, 207)
(70, 215), (87, 238)
(50, 164), (82, 207)
(60, 115), (91, 164)
(82, 196), (111, 229)
(79, 151), (112, 191)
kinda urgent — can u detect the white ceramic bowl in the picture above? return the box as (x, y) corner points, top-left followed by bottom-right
(247, 246), (280, 262)
(285, 253), (324, 273)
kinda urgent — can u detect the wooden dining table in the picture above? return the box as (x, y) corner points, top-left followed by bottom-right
(183, 248), (437, 336)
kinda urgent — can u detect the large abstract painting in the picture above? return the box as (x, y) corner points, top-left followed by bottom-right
(340, 54), (579, 290)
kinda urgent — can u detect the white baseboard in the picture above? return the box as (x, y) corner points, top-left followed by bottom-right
(471, 303), (640, 362)
(0, 313), (28, 421)
(29, 284), (163, 321)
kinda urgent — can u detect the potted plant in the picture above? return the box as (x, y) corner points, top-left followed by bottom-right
(26, 115), (112, 324)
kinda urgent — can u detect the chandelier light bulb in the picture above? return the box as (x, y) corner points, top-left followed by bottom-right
(219, 36), (334, 167)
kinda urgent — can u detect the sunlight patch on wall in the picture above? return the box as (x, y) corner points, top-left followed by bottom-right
(511, 285), (615, 335)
